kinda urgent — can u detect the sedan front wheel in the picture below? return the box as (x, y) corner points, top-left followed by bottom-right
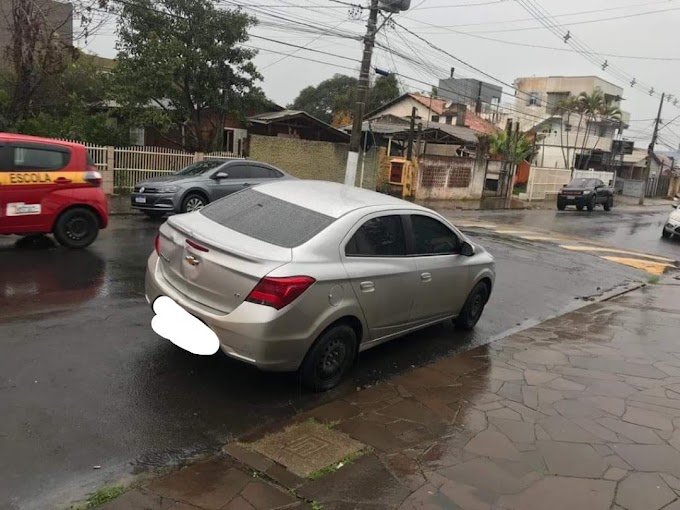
(456, 282), (490, 331)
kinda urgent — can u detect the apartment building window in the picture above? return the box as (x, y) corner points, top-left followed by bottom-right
(528, 92), (540, 106)
(445, 115), (453, 124)
(431, 115), (440, 122)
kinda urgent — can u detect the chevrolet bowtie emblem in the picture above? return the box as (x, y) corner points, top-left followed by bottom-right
(184, 254), (200, 266)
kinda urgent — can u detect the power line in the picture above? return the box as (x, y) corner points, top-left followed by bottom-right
(413, 0), (679, 29)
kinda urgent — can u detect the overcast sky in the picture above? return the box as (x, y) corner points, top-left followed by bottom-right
(83, 0), (680, 149)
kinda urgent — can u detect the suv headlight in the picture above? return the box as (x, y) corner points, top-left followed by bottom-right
(160, 185), (179, 193)
(582, 190), (592, 195)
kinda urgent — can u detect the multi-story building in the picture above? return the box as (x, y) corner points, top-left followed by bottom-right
(513, 76), (630, 169)
(437, 77), (503, 125)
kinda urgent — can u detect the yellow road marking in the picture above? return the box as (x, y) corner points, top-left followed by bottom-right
(600, 256), (674, 275)
(559, 245), (676, 263)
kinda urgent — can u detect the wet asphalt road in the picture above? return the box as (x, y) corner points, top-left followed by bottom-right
(0, 211), (653, 510)
(432, 205), (680, 261)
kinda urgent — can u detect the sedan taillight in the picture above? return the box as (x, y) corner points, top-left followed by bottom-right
(246, 276), (316, 310)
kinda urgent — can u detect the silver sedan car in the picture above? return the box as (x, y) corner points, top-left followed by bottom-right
(145, 180), (495, 391)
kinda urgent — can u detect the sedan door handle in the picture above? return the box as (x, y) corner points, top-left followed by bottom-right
(359, 281), (375, 292)
(421, 272), (432, 282)
(54, 177), (72, 184)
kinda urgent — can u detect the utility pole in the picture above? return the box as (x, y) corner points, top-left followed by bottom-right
(344, 0), (410, 186)
(406, 107), (417, 160)
(640, 92), (665, 205)
(344, 0), (380, 186)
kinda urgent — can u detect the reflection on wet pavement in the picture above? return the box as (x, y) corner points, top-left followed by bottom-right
(295, 284), (680, 510)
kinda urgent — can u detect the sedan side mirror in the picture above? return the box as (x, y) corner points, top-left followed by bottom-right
(461, 241), (475, 257)
(595, 185), (603, 190)
(213, 171), (228, 179)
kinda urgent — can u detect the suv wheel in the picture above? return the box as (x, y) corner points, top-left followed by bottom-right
(604, 197), (613, 211)
(181, 193), (207, 213)
(53, 208), (99, 248)
(300, 324), (357, 392)
(586, 196), (596, 212)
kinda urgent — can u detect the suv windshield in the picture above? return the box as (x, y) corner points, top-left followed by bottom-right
(200, 189), (334, 248)
(176, 160), (224, 176)
(568, 178), (593, 188)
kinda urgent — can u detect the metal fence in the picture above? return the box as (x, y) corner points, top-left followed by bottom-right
(55, 140), (239, 193)
(646, 175), (671, 198)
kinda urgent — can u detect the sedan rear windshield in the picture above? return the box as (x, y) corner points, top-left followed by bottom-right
(200, 189), (334, 248)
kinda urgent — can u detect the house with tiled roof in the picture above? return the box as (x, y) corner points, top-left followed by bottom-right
(364, 92), (499, 136)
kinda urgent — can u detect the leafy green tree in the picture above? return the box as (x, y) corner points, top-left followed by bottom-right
(113, 0), (261, 151)
(290, 73), (400, 124)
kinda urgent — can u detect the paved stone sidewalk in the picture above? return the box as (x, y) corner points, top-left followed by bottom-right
(101, 278), (680, 510)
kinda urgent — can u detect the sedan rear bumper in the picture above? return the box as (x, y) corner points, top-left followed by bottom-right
(144, 252), (315, 371)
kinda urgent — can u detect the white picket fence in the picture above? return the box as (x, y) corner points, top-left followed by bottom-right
(57, 139), (239, 193)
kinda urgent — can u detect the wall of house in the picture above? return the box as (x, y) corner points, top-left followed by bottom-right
(248, 134), (378, 189)
(367, 97), (437, 123)
(414, 155), (484, 200)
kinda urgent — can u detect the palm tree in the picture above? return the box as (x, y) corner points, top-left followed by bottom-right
(485, 129), (536, 165)
(556, 95), (582, 169)
(577, 88), (605, 166)
(582, 100), (622, 169)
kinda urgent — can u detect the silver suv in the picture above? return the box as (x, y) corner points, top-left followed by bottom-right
(131, 159), (292, 218)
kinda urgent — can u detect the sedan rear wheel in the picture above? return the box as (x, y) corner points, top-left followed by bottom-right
(662, 228), (671, 239)
(300, 324), (357, 392)
(53, 207), (99, 248)
(456, 282), (489, 331)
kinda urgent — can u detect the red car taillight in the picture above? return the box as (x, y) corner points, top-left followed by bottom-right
(84, 168), (102, 187)
(246, 276), (316, 310)
(154, 234), (160, 255)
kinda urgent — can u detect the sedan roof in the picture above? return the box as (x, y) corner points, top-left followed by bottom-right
(255, 180), (425, 219)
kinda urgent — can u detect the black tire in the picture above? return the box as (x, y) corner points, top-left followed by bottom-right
(300, 324), (357, 392)
(144, 211), (166, 219)
(586, 196), (596, 212)
(662, 229), (671, 239)
(557, 203), (566, 211)
(53, 207), (99, 248)
(604, 196), (613, 211)
(181, 193), (208, 213)
(455, 282), (490, 331)
(576, 205), (584, 211)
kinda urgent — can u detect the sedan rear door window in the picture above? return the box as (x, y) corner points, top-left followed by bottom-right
(410, 215), (461, 255)
(345, 216), (407, 257)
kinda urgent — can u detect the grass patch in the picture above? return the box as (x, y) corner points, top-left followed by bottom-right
(308, 451), (364, 481)
(311, 501), (324, 510)
(513, 183), (527, 196)
(648, 275), (661, 284)
(86, 485), (125, 508)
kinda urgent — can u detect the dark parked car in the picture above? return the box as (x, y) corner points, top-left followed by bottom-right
(557, 178), (614, 212)
(131, 159), (293, 218)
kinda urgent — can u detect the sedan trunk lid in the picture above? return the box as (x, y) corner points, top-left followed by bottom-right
(157, 213), (292, 313)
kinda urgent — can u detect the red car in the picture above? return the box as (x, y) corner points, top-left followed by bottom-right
(0, 133), (108, 248)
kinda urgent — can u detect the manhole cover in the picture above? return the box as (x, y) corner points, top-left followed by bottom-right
(247, 421), (364, 478)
